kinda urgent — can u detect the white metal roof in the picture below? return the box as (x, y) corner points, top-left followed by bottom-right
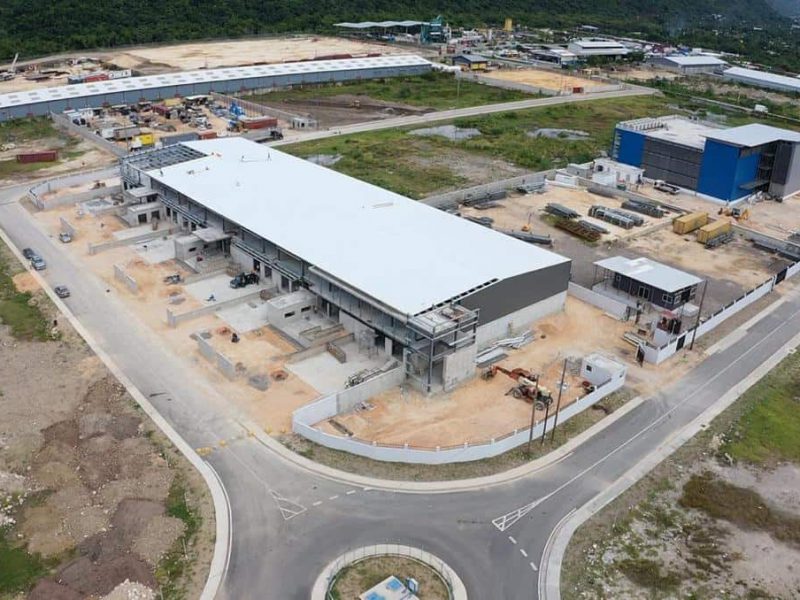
(596, 256), (701, 293)
(661, 55), (727, 67)
(705, 123), (800, 147)
(335, 21), (424, 28)
(146, 138), (569, 316)
(723, 66), (800, 92)
(0, 55), (431, 110)
(569, 39), (627, 49)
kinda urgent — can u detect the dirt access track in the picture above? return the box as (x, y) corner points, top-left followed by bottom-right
(483, 68), (610, 93)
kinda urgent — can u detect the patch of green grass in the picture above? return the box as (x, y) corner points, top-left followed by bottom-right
(0, 159), (53, 179)
(244, 72), (534, 111)
(0, 246), (51, 341)
(0, 117), (58, 145)
(0, 527), (50, 594)
(680, 472), (800, 546)
(616, 558), (681, 592)
(284, 95), (673, 197)
(720, 351), (800, 465)
(157, 478), (202, 600)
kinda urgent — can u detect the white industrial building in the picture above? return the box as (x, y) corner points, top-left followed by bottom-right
(722, 66), (800, 94)
(120, 138), (571, 392)
(567, 39), (630, 58)
(648, 55), (728, 74)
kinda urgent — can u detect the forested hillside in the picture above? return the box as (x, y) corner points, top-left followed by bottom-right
(0, 0), (787, 60)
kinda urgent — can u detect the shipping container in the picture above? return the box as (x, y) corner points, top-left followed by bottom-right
(673, 212), (709, 234)
(108, 69), (132, 80)
(239, 116), (278, 130)
(16, 150), (58, 163)
(135, 133), (155, 146)
(113, 126), (141, 140)
(163, 98), (183, 108)
(83, 73), (110, 83)
(696, 219), (732, 244)
(198, 130), (218, 140)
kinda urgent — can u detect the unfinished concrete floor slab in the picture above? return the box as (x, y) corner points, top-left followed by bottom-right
(183, 273), (267, 304)
(132, 235), (176, 265)
(216, 299), (269, 333)
(287, 341), (391, 395)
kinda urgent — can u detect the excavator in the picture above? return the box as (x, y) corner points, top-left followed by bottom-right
(482, 365), (553, 411)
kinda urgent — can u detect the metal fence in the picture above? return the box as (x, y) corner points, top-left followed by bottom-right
(323, 544), (458, 600)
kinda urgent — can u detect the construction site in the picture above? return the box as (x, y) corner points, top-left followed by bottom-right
(479, 67), (615, 94)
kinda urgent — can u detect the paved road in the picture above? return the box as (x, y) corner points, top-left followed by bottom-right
(272, 87), (655, 147)
(2, 186), (799, 599)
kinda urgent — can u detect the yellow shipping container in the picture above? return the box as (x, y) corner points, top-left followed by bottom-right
(136, 133), (155, 146)
(163, 97), (183, 107)
(696, 219), (732, 244)
(673, 212), (709, 234)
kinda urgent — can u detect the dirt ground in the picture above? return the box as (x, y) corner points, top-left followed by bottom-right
(322, 296), (682, 448)
(618, 68), (681, 81)
(0, 136), (115, 187)
(0, 249), (214, 598)
(33, 204), (319, 435)
(484, 68), (609, 93)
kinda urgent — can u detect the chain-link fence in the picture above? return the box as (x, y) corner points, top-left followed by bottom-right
(324, 544), (456, 600)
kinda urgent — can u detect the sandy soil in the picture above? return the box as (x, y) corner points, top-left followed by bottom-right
(0, 262), (213, 598)
(0, 136), (115, 187)
(485, 68), (608, 92)
(323, 296), (685, 448)
(460, 184), (664, 243)
(619, 68), (681, 81)
(108, 36), (413, 72)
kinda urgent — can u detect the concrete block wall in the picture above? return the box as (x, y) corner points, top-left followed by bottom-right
(475, 291), (566, 348)
(423, 171), (553, 210)
(113, 264), (138, 295)
(195, 333), (240, 380)
(59, 217), (76, 238)
(336, 366), (405, 414)
(88, 227), (174, 256)
(567, 283), (630, 320)
(442, 344), (477, 391)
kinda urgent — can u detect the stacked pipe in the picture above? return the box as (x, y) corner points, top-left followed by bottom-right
(621, 199), (665, 218)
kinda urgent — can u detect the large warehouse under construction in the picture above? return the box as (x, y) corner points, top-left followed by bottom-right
(120, 137), (571, 392)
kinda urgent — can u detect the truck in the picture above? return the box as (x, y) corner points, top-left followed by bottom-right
(113, 126), (141, 141)
(654, 180), (680, 195)
(229, 272), (260, 289)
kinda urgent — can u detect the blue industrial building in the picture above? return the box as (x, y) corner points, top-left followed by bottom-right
(0, 55), (431, 122)
(612, 115), (800, 201)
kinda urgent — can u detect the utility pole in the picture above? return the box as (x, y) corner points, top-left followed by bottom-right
(526, 378), (540, 457)
(689, 279), (708, 351)
(550, 359), (568, 442)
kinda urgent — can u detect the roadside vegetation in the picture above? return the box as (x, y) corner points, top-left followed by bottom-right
(330, 556), (448, 600)
(157, 477), (204, 600)
(246, 72), (534, 111)
(282, 390), (632, 481)
(283, 95), (671, 198)
(0, 117), (84, 181)
(562, 350), (800, 599)
(0, 242), (51, 340)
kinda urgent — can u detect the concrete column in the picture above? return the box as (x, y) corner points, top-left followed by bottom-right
(384, 337), (393, 355)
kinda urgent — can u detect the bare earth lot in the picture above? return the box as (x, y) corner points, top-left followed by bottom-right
(0, 242), (213, 599)
(483, 68), (609, 93)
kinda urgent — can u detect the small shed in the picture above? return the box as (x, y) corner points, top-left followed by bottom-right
(593, 256), (701, 310)
(453, 54), (489, 70)
(581, 353), (627, 386)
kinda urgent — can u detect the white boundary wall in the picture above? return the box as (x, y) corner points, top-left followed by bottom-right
(292, 369), (626, 465)
(567, 283), (630, 320)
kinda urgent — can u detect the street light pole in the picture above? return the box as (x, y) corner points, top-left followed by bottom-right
(526, 378), (540, 457)
(689, 279), (708, 351)
(550, 359), (568, 442)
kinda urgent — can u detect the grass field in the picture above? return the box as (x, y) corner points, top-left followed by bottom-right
(244, 71), (533, 111)
(0, 242), (51, 341)
(0, 117), (59, 145)
(283, 95), (672, 198)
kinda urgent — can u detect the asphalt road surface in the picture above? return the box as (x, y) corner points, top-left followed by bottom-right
(2, 185), (798, 600)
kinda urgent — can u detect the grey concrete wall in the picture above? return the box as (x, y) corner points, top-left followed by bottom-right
(59, 217), (76, 238)
(475, 290), (566, 348)
(51, 112), (127, 157)
(113, 264), (138, 295)
(422, 171), (553, 209)
(28, 166), (120, 210)
(335, 366), (405, 414)
(442, 344), (477, 391)
(567, 282), (631, 320)
(734, 225), (800, 257)
(195, 334), (239, 380)
(88, 227), (174, 255)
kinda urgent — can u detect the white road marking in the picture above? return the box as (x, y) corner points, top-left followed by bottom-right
(346, 490), (356, 495)
(312, 501), (323, 507)
(508, 536), (517, 545)
(530, 562), (538, 572)
(520, 548), (528, 558)
(493, 302), (800, 532)
(329, 495), (339, 500)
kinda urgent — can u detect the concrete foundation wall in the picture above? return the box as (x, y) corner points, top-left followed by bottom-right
(442, 344), (477, 391)
(336, 366), (405, 414)
(567, 283), (631, 320)
(88, 227), (174, 255)
(167, 288), (268, 327)
(195, 334), (238, 380)
(476, 290), (566, 348)
(59, 217), (76, 238)
(113, 264), (138, 295)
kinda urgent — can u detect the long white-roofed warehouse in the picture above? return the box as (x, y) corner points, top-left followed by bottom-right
(120, 137), (571, 392)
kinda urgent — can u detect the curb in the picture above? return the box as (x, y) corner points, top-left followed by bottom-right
(310, 544), (468, 600)
(539, 319), (800, 600)
(0, 226), (230, 600)
(241, 394), (645, 494)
